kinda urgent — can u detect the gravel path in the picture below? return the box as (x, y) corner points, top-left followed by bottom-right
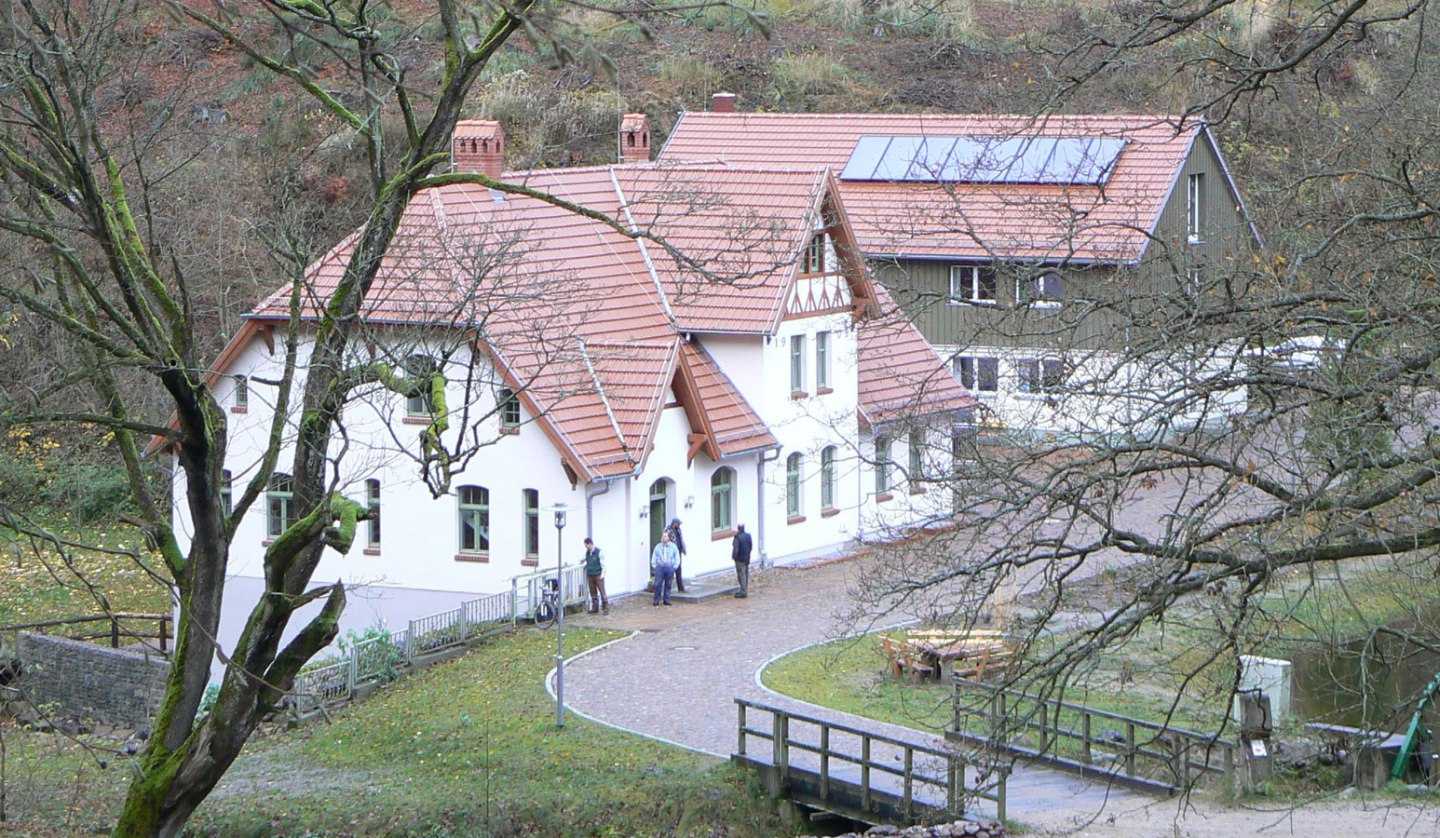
(556, 558), (1440, 837)
(561, 558), (861, 757)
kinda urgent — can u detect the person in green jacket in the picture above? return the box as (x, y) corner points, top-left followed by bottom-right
(583, 537), (609, 614)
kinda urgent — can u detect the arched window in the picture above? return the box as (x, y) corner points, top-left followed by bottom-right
(874, 436), (891, 495)
(266, 473), (293, 537)
(220, 469), (233, 515)
(820, 447), (836, 510)
(909, 431), (925, 484)
(786, 453), (803, 518)
(710, 468), (734, 532)
(458, 485), (489, 554)
(366, 479), (381, 548)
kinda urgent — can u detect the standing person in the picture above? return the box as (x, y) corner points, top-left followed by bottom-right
(583, 537), (609, 615)
(731, 523), (753, 598)
(651, 530), (680, 606)
(665, 517), (688, 592)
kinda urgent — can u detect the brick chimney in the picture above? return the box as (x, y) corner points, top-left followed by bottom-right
(452, 119), (504, 178)
(619, 113), (650, 163)
(711, 92), (736, 113)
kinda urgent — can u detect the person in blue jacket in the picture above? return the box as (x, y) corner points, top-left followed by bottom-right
(651, 530), (680, 606)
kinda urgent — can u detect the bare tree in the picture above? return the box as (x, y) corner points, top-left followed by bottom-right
(844, 0), (1440, 797)
(0, 0), (760, 834)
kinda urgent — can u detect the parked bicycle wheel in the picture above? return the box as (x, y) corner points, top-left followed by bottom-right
(533, 600), (557, 628)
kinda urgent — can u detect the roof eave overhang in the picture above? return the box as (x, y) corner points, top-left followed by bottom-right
(716, 439), (782, 459)
(863, 252), (1134, 267)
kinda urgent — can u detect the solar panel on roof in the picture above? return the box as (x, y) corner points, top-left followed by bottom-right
(873, 136), (927, 181)
(840, 135), (1126, 185)
(839, 136), (891, 179)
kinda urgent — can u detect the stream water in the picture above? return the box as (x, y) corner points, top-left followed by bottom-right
(1291, 631), (1440, 730)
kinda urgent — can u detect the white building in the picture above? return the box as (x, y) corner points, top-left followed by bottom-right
(169, 120), (971, 650)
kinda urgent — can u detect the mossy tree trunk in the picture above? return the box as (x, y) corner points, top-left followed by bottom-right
(0, 1), (536, 835)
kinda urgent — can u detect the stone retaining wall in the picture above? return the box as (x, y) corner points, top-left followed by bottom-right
(15, 632), (168, 727)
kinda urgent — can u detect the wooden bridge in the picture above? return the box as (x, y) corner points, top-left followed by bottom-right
(734, 686), (1237, 828)
(733, 698), (1006, 826)
(951, 679), (1236, 795)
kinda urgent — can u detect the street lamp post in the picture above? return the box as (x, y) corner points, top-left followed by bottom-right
(552, 503), (568, 728)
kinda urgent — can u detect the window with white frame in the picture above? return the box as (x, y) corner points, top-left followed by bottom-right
(801, 232), (827, 274)
(949, 265), (997, 304)
(405, 355), (435, 417)
(786, 453), (803, 518)
(366, 479), (381, 548)
(908, 431), (924, 483)
(953, 356), (999, 393)
(815, 331), (830, 391)
(874, 435), (891, 495)
(522, 488), (539, 558)
(711, 468), (735, 532)
(1017, 271), (1063, 306)
(820, 446), (836, 510)
(232, 375), (248, 411)
(266, 473), (293, 538)
(790, 335), (806, 394)
(220, 469), (233, 515)
(1187, 173), (1205, 243)
(1017, 358), (1067, 394)
(499, 387), (520, 431)
(458, 485), (489, 554)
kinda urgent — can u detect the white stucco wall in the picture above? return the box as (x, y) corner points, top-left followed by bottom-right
(938, 343), (1247, 442)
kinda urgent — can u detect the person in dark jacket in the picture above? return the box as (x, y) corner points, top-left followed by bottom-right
(731, 523), (753, 598)
(665, 517), (687, 592)
(583, 537), (608, 614)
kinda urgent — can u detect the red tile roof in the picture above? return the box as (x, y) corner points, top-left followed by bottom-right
(660, 112), (1210, 263)
(244, 162), (935, 481)
(677, 341), (777, 456)
(858, 283), (974, 428)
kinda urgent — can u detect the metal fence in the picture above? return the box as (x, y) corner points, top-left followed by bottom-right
(288, 563), (584, 715)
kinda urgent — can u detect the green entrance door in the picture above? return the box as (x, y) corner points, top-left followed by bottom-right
(649, 479), (669, 565)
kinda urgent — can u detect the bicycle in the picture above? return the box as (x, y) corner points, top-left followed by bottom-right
(532, 577), (560, 628)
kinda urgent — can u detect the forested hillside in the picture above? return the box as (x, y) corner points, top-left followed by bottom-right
(0, 0), (1420, 438)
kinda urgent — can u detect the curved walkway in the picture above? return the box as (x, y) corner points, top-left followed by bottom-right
(559, 558), (1164, 834)
(557, 559), (1421, 837)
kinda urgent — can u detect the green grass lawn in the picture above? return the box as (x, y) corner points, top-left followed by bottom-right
(0, 625), (787, 836)
(0, 522), (171, 626)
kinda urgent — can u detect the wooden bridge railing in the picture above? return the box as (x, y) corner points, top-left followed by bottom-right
(952, 679), (1234, 792)
(0, 613), (172, 654)
(736, 697), (1005, 822)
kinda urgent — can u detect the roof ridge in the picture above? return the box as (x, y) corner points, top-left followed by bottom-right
(584, 339), (675, 350)
(683, 111), (1193, 120)
(578, 338), (630, 455)
(626, 339), (682, 471)
(609, 166), (677, 327)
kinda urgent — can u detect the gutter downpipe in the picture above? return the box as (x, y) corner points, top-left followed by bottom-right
(757, 446), (781, 569)
(585, 477), (618, 539)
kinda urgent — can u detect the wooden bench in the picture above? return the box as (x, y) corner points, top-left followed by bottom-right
(880, 636), (936, 681)
(950, 643), (1014, 680)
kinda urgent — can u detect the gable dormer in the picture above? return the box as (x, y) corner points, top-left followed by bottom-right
(785, 179), (875, 321)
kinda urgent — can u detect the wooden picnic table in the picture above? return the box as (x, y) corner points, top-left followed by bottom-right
(904, 629), (1011, 680)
